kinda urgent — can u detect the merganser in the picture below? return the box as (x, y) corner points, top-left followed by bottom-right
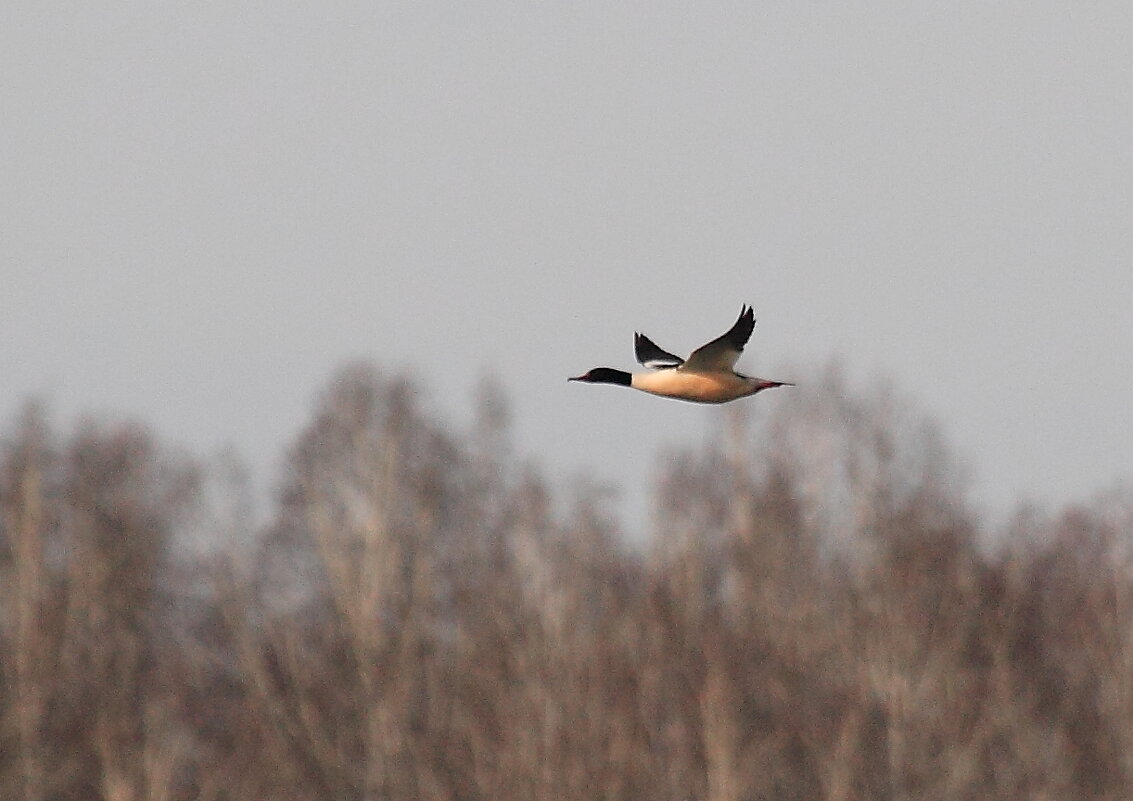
(569, 305), (793, 403)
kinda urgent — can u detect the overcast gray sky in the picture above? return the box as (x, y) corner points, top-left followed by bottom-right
(4, 2), (1131, 533)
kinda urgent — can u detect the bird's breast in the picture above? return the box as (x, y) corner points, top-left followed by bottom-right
(630, 370), (752, 403)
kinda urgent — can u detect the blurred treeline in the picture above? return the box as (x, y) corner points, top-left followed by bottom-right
(2, 362), (1132, 801)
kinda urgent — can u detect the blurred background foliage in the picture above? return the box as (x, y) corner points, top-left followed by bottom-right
(2, 362), (1131, 800)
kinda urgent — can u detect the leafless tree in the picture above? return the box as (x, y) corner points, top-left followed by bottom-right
(3, 363), (1133, 800)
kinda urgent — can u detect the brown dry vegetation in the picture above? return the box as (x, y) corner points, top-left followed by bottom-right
(2, 362), (1131, 800)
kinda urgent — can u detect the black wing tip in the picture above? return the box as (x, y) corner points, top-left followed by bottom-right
(635, 330), (685, 369)
(727, 304), (757, 350)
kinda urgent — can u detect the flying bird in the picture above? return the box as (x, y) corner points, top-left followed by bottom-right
(569, 305), (793, 403)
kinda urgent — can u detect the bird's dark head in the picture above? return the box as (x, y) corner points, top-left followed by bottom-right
(568, 367), (632, 386)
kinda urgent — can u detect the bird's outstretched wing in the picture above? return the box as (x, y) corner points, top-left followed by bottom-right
(681, 306), (756, 372)
(634, 332), (684, 369)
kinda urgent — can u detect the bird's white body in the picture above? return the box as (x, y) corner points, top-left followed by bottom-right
(630, 369), (770, 404)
